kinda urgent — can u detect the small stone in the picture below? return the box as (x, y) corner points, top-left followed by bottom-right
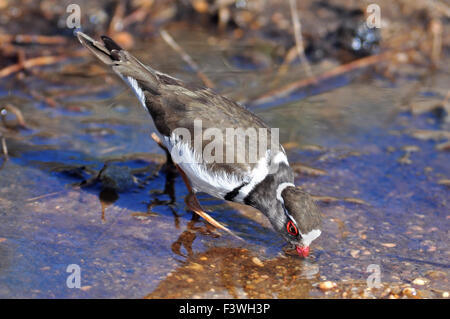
(401, 145), (420, 152)
(381, 243), (396, 248)
(350, 250), (360, 258)
(381, 288), (391, 298)
(397, 152), (412, 164)
(252, 257), (264, 267)
(319, 281), (337, 291)
(409, 225), (423, 232)
(427, 246), (437, 252)
(80, 286), (92, 291)
(412, 278), (428, 286)
(187, 263), (204, 271)
(442, 292), (449, 298)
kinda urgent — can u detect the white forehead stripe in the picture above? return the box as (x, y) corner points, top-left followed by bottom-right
(301, 229), (321, 246)
(276, 182), (295, 203)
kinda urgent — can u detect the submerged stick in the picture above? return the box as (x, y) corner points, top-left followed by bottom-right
(0, 55), (67, 79)
(1, 135), (7, 158)
(251, 51), (400, 106)
(311, 195), (368, 206)
(108, 1), (126, 35)
(288, 0), (313, 78)
(430, 19), (443, 67)
(160, 30), (215, 89)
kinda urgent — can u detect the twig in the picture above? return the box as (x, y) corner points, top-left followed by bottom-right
(251, 50), (402, 107)
(25, 191), (65, 203)
(108, 1), (126, 35)
(275, 45), (302, 79)
(28, 90), (59, 108)
(288, 0), (313, 78)
(122, 7), (149, 28)
(0, 55), (68, 79)
(1, 135), (7, 158)
(430, 19), (442, 67)
(160, 29), (215, 88)
(291, 162), (327, 176)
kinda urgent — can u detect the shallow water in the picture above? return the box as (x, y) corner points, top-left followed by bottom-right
(0, 28), (449, 298)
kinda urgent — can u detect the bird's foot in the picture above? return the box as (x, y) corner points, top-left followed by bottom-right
(185, 192), (242, 241)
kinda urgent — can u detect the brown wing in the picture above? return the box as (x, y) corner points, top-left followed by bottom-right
(77, 32), (282, 175)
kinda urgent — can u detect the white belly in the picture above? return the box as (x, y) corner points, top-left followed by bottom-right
(163, 135), (245, 199)
(162, 134), (289, 202)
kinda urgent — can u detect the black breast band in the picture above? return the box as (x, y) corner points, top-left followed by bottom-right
(224, 182), (249, 201)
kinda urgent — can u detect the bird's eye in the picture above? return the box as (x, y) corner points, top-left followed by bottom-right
(286, 220), (298, 236)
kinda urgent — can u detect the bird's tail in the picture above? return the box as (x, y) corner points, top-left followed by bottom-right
(76, 31), (160, 97)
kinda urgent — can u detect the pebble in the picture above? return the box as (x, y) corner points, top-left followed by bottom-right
(252, 257), (264, 267)
(401, 145), (420, 152)
(402, 287), (417, 297)
(381, 288), (391, 298)
(442, 292), (449, 298)
(319, 281), (337, 291)
(381, 243), (396, 248)
(350, 249), (360, 258)
(187, 263), (204, 271)
(412, 278), (428, 286)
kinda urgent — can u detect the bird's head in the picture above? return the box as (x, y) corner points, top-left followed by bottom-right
(272, 183), (322, 257)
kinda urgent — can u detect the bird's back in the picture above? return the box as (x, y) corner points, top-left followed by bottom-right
(76, 32), (291, 199)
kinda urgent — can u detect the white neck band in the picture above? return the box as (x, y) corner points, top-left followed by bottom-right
(276, 182), (295, 203)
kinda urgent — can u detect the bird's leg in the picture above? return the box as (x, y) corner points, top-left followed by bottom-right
(151, 131), (241, 240)
(176, 165), (242, 240)
(150, 132), (174, 165)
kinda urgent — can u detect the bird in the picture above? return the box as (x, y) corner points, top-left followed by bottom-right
(76, 31), (322, 257)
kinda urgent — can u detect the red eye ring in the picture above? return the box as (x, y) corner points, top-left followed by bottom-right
(286, 220), (298, 236)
